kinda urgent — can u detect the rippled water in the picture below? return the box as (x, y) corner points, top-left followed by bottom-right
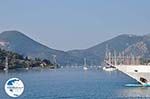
(0, 67), (150, 99)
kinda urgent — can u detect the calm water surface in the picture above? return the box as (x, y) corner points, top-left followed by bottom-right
(0, 67), (150, 99)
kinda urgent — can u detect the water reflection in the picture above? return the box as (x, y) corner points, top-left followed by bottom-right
(119, 86), (150, 97)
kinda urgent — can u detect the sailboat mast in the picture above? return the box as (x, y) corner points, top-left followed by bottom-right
(105, 44), (108, 61)
(114, 50), (117, 65)
(84, 58), (87, 67)
(4, 56), (8, 71)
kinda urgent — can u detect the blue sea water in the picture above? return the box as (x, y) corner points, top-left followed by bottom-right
(0, 67), (150, 99)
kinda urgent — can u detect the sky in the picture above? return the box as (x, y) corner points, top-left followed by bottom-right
(0, 0), (150, 51)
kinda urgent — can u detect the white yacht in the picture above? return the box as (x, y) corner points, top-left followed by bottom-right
(105, 52), (150, 86)
(106, 61), (150, 86)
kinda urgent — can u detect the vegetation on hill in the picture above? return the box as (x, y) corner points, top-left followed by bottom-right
(0, 48), (56, 70)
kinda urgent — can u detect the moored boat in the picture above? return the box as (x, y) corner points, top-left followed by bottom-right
(83, 58), (88, 70)
(105, 51), (150, 86)
(102, 66), (116, 71)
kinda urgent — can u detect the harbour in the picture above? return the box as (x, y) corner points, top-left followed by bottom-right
(1, 67), (150, 99)
(0, 0), (150, 98)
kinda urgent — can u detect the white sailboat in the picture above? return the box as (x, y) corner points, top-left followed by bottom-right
(103, 45), (116, 71)
(83, 58), (88, 70)
(4, 57), (8, 71)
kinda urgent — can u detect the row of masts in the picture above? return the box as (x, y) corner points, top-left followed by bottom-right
(105, 51), (141, 65)
(105, 44), (141, 66)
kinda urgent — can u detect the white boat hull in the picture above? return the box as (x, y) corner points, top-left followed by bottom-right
(83, 67), (88, 70)
(115, 65), (150, 86)
(103, 67), (116, 71)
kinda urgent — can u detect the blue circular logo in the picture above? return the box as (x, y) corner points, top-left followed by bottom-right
(5, 78), (24, 97)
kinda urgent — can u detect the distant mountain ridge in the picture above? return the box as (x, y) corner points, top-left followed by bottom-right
(67, 34), (143, 65)
(0, 30), (150, 65)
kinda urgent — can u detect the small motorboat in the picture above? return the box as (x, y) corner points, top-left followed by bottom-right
(83, 66), (88, 70)
(103, 66), (116, 71)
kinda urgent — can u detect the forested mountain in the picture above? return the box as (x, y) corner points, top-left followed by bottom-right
(0, 30), (150, 65)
